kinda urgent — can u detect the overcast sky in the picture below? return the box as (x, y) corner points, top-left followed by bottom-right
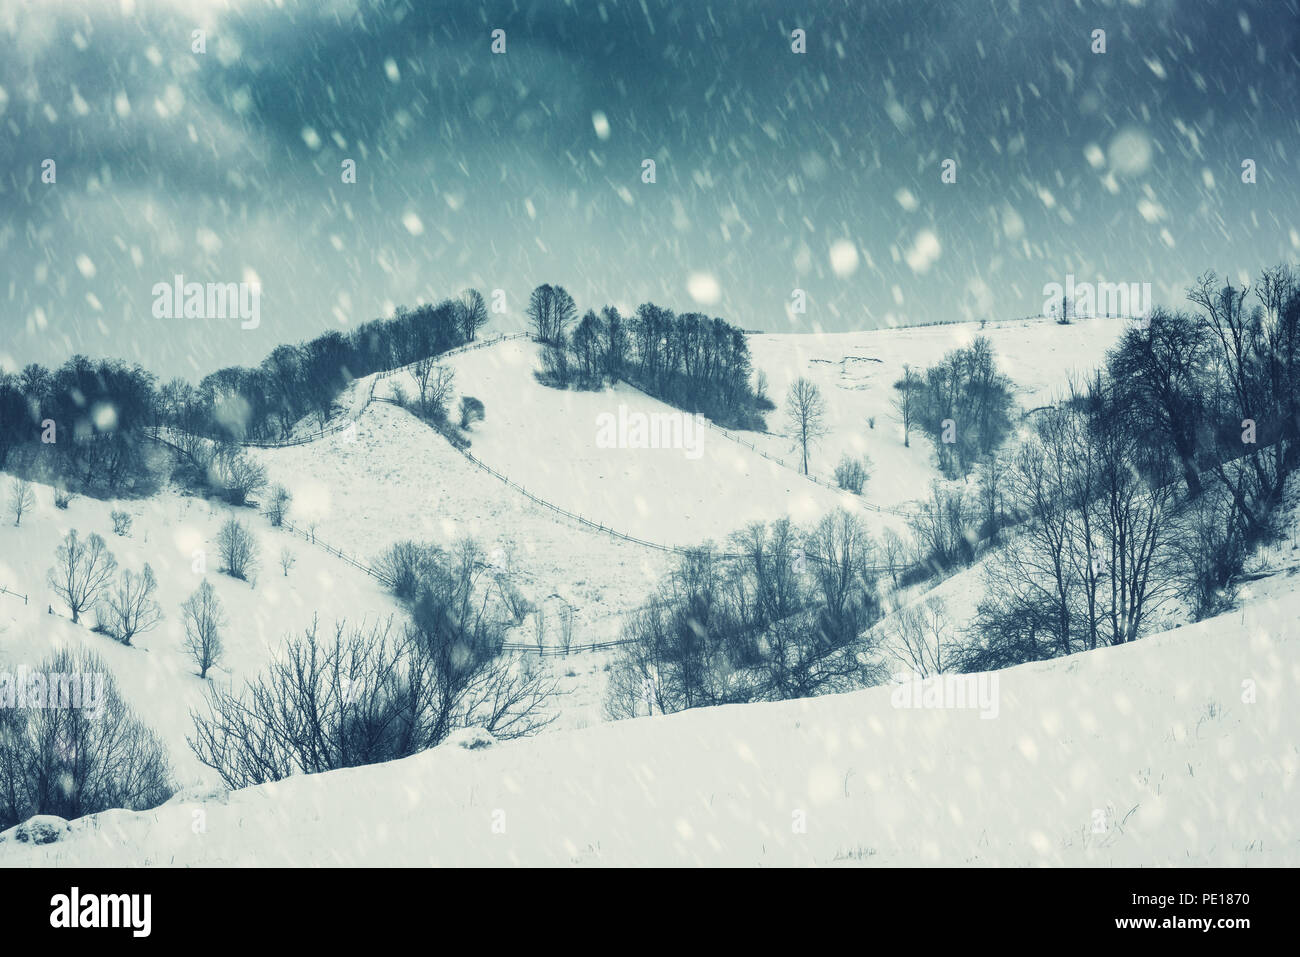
(2, 0), (1298, 380)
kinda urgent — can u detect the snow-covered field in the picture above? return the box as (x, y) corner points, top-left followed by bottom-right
(0, 479), (404, 788)
(747, 316), (1130, 508)
(268, 319), (1124, 645)
(248, 398), (675, 646)
(370, 337), (868, 546)
(0, 319), (1138, 776)
(4, 580), (1295, 866)
(9, 316), (1289, 868)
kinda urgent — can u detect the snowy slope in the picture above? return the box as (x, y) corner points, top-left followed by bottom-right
(3, 587), (1295, 866)
(372, 337), (873, 546)
(746, 316), (1130, 509)
(0, 479), (405, 788)
(247, 399), (675, 647)
(246, 322), (1127, 651)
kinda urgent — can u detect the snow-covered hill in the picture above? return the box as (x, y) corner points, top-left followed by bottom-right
(256, 319), (1125, 648)
(372, 337), (867, 546)
(747, 315), (1130, 508)
(4, 582), (1295, 866)
(0, 480), (404, 788)
(14, 316), (1262, 867)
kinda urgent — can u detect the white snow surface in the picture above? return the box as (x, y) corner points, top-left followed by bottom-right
(2, 585), (1296, 865)
(8, 317), (1289, 866)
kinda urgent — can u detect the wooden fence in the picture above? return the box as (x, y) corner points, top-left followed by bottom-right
(140, 329), (913, 655)
(0, 584), (28, 606)
(445, 425), (906, 574)
(275, 519), (395, 588)
(500, 638), (635, 656)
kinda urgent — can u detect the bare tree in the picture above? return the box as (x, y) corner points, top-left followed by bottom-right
(457, 288), (489, 341)
(7, 478), (34, 526)
(1188, 271), (1289, 542)
(411, 356), (436, 414)
(908, 480), (978, 570)
(217, 516), (259, 581)
(974, 452), (1008, 542)
(264, 484), (292, 527)
(883, 597), (952, 678)
(539, 334), (572, 388)
(182, 579), (226, 679)
(784, 377), (828, 474)
(892, 364), (922, 448)
(96, 564), (163, 645)
(1107, 307), (1209, 498)
(997, 411), (1078, 655)
(531, 606), (546, 652)
(806, 508), (880, 652)
(427, 364), (456, 421)
(47, 530), (118, 624)
(279, 548), (296, 577)
(526, 283), (577, 343)
(606, 516), (887, 720)
(558, 604), (575, 654)
(375, 540), (439, 601)
(879, 528), (908, 586)
(1173, 484), (1244, 620)
(527, 283), (556, 341)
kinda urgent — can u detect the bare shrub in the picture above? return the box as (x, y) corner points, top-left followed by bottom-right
(459, 395), (486, 429)
(188, 615), (556, 789)
(833, 454), (871, 494)
(209, 445), (267, 506)
(375, 540), (439, 601)
(110, 509), (132, 536)
(0, 647), (174, 831)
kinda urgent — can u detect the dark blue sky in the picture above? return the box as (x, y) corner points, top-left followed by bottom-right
(2, 0), (1298, 379)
